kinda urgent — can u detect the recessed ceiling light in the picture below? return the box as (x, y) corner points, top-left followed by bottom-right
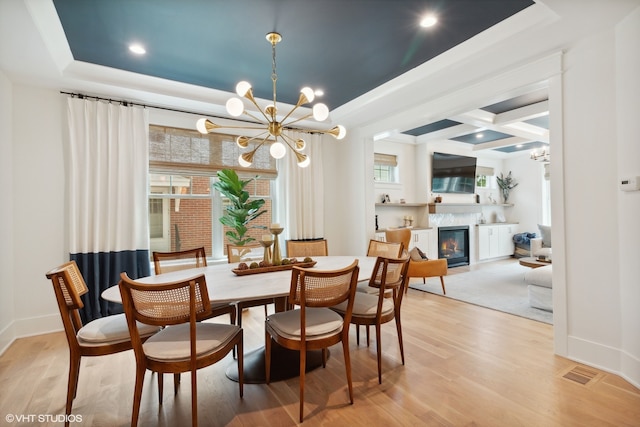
(476, 133), (484, 138)
(129, 43), (146, 55)
(420, 14), (438, 28)
(314, 89), (324, 97)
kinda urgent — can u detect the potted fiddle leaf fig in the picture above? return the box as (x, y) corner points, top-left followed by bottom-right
(496, 171), (518, 203)
(212, 169), (267, 246)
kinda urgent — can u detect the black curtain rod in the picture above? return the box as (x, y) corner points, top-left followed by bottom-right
(59, 91), (258, 125)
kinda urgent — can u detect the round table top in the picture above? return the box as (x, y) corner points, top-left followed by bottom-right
(518, 256), (552, 269)
(101, 255), (377, 304)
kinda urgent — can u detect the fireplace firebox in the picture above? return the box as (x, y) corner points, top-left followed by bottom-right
(438, 226), (470, 267)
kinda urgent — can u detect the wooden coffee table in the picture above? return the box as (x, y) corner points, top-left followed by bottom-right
(519, 257), (552, 268)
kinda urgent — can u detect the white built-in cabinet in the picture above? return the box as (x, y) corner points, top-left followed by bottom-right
(477, 223), (517, 260)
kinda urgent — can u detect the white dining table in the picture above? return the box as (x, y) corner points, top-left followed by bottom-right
(101, 255), (376, 305)
(101, 255), (377, 384)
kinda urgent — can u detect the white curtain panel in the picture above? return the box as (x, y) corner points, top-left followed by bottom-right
(276, 132), (324, 240)
(66, 97), (150, 320)
(67, 98), (149, 253)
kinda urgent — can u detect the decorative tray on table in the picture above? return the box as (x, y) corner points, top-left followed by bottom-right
(232, 261), (317, 276)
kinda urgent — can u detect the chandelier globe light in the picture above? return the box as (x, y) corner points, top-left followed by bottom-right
(196, 32), (346, 168)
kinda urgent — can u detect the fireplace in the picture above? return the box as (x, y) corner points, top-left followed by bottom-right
(438, 226), (470, 267)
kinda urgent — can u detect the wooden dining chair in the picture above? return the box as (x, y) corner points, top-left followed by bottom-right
(285, 239), (329, 258)
(45, 261), (161, 426)
(119, 272), (243, 427)
(153, 247), (236, 325)
(331, 255), (410, 384)
(227, 244), (274, 327)
(153, 247), (237, 387)
(265, 260), (360, 422)
(366, 239), (404, 258)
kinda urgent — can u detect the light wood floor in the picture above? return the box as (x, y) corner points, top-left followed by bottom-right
(2, 287), (639, 426)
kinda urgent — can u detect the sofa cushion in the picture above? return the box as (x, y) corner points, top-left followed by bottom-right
(524, 264), (553, 289)
(538, 224), (552, 248)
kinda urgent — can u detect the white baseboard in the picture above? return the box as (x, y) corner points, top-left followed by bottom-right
(0, 314), (62, 356)
(567, 335), (640, 389)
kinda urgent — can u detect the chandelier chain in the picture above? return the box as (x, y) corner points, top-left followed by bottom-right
(271, 40), (278, 108)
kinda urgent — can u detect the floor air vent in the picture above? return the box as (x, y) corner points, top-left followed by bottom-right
(562, 366), (599, 385)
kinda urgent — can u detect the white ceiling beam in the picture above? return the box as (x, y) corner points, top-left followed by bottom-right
(472, 136), (530, 151)
(415, 123), (479, 142)
(451, 109), (549, 143)
(494, 100), (549, 124)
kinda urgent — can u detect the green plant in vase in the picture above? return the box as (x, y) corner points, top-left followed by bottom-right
(212, 169), (267, 246)
(496, 171), (518, 203)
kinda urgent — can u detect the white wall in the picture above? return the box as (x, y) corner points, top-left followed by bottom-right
(0, 70), (15, 353)
(561, 27), (626, 374)
(615, 5), (640, 386)
(504, 153), (547, 233)
(11, 85), (65, 340)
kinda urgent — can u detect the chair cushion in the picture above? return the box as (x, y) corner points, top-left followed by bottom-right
(266, 308), (343, 340)
(77, 313), (160, 344)
(332, 293), (394, 318)
(142, 323), (240, 361)
(356, 280), (379, 294)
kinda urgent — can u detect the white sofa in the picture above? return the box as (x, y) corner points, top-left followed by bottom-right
(531, 224), (552, 258)
(523, 264), (553, 312)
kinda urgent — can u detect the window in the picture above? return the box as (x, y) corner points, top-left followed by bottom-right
(374, 153), (398, 183)
(148, 126), (275, 260)
(475, 166), (494, 189)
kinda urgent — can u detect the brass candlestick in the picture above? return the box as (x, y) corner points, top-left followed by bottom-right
(259, 239), (273, 265)
(270, 227), (284, 265)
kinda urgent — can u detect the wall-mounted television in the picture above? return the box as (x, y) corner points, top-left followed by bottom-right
(431, 152), (477, 194)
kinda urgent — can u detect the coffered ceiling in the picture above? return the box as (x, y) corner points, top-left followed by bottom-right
(5, 1), (634, 158)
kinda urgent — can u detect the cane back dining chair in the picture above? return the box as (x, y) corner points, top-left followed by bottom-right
(366, 239), (403, 258)
(119, 272), (243, 427)
(153, 247), (236, 324)
(45, 261), (161, 426)
(227, 244), (274, 327)
(285, 239), (329, 258)
(357, 240), (404, 296)
(331, 255), (410, 384)
(265, 260), (360, 422)
(154, 247), (237, 389)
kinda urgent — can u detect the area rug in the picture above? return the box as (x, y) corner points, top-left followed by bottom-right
(408, 259), (553, 324)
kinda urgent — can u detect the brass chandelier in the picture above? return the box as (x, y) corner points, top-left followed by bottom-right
(196, 32), (346, 168)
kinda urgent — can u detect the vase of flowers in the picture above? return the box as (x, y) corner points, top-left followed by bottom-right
(496, 171), (518, 204)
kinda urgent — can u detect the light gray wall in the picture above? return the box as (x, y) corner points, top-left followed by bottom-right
(0, 70), (15, 353)
(615, 6), (640, 383)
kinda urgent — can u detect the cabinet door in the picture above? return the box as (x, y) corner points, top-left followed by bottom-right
(498, 225), (515, 256)
(479, 226), (500, 259)
(411, 229), (430, 255)
(478, 227), (491, 260)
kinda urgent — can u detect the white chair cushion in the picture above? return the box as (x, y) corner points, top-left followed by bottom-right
(266, 308), (343, 340)
(77, 313), (159, 344)
(356, 280), (379, 294)
(143, 323), (240, 362)
(332, 292), (394, 318)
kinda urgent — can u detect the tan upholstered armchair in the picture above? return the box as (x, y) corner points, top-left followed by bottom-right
(384, 228), (447, 295)
(407, 257), (447, 295)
